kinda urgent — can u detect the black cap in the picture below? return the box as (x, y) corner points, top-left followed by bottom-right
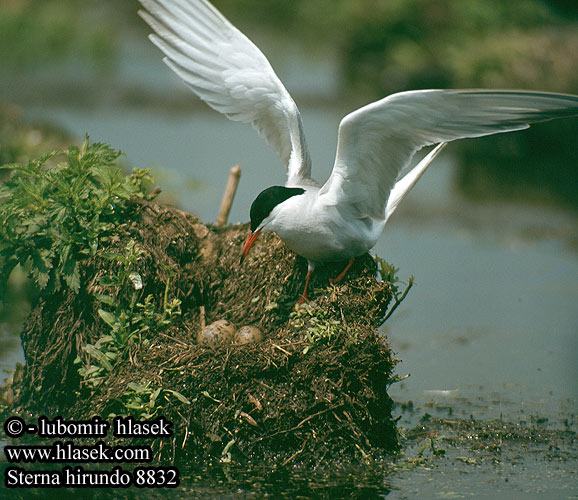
(249, 186), (305, 231)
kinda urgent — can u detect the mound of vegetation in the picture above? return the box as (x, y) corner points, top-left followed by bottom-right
(1, 139), (408, 465)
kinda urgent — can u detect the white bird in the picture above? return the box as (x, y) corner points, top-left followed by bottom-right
(138, 0), (578, 303)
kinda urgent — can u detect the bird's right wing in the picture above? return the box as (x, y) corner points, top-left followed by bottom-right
(138, 0), (312, 186)
(319, 89), (578, 220)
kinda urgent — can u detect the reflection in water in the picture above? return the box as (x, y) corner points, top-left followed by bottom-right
(178, 463), (393, 499)
(456, 119), (578, 212)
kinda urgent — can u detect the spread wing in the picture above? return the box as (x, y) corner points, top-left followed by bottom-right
(138, 0), (312, 186)
(319, 89), (578, 219)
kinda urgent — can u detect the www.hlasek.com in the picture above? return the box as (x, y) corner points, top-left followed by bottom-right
(3, 415), (179, 488)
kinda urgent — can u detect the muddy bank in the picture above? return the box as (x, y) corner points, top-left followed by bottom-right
(4, 198), (404, 465)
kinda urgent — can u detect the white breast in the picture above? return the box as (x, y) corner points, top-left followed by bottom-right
(266, 188), (384, 264)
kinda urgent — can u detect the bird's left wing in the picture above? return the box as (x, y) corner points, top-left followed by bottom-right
(319, 89), (578, 220)
(138, 0), (312, 185)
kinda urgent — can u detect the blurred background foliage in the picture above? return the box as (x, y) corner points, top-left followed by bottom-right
(0, 103), (71, 166)
(217, 0), (578, 97)
(1, 0), (577, 209)
(0, 0), (115, 71)
(2, 0), (577, 94)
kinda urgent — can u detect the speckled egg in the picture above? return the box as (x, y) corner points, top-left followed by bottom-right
(197, 319), (236, 347)
(235, 325), (264, 345)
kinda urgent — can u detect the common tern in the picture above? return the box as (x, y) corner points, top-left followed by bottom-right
(138, 0), (578, 303)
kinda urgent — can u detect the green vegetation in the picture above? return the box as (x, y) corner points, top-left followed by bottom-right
(0, 136), (192, 418)
(0, 138), (191, 422)
(118, 380), (191, 421)
(375, 256), (413, 323)
(290, 303), (356, 354)
(0, 104), (71, 167)
(0, 137), (154, 298)
(76, 240), (181, 391)
(3, 0), (576, 97)
(217, 0), (578, 97)
(0, 0), (114, 70)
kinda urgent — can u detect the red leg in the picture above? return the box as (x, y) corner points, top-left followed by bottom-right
(295, 268), (312, 306)
(329, 257), (355, 285)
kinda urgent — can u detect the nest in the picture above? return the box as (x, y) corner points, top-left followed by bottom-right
(11, 199), (402, 466)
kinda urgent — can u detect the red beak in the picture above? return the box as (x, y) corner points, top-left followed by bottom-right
(240, 228), (262, 264)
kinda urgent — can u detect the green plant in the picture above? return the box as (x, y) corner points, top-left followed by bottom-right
(290, 303), (356, 354)
(0, 136), (154, 297)
(97, 242), (182, 341)
(0, 0), (114, 70)
(374, 255), (414, 323)
(117, 381), (191, 421)
(76, 241), (182, 390)
(375, 256), (400, 284)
